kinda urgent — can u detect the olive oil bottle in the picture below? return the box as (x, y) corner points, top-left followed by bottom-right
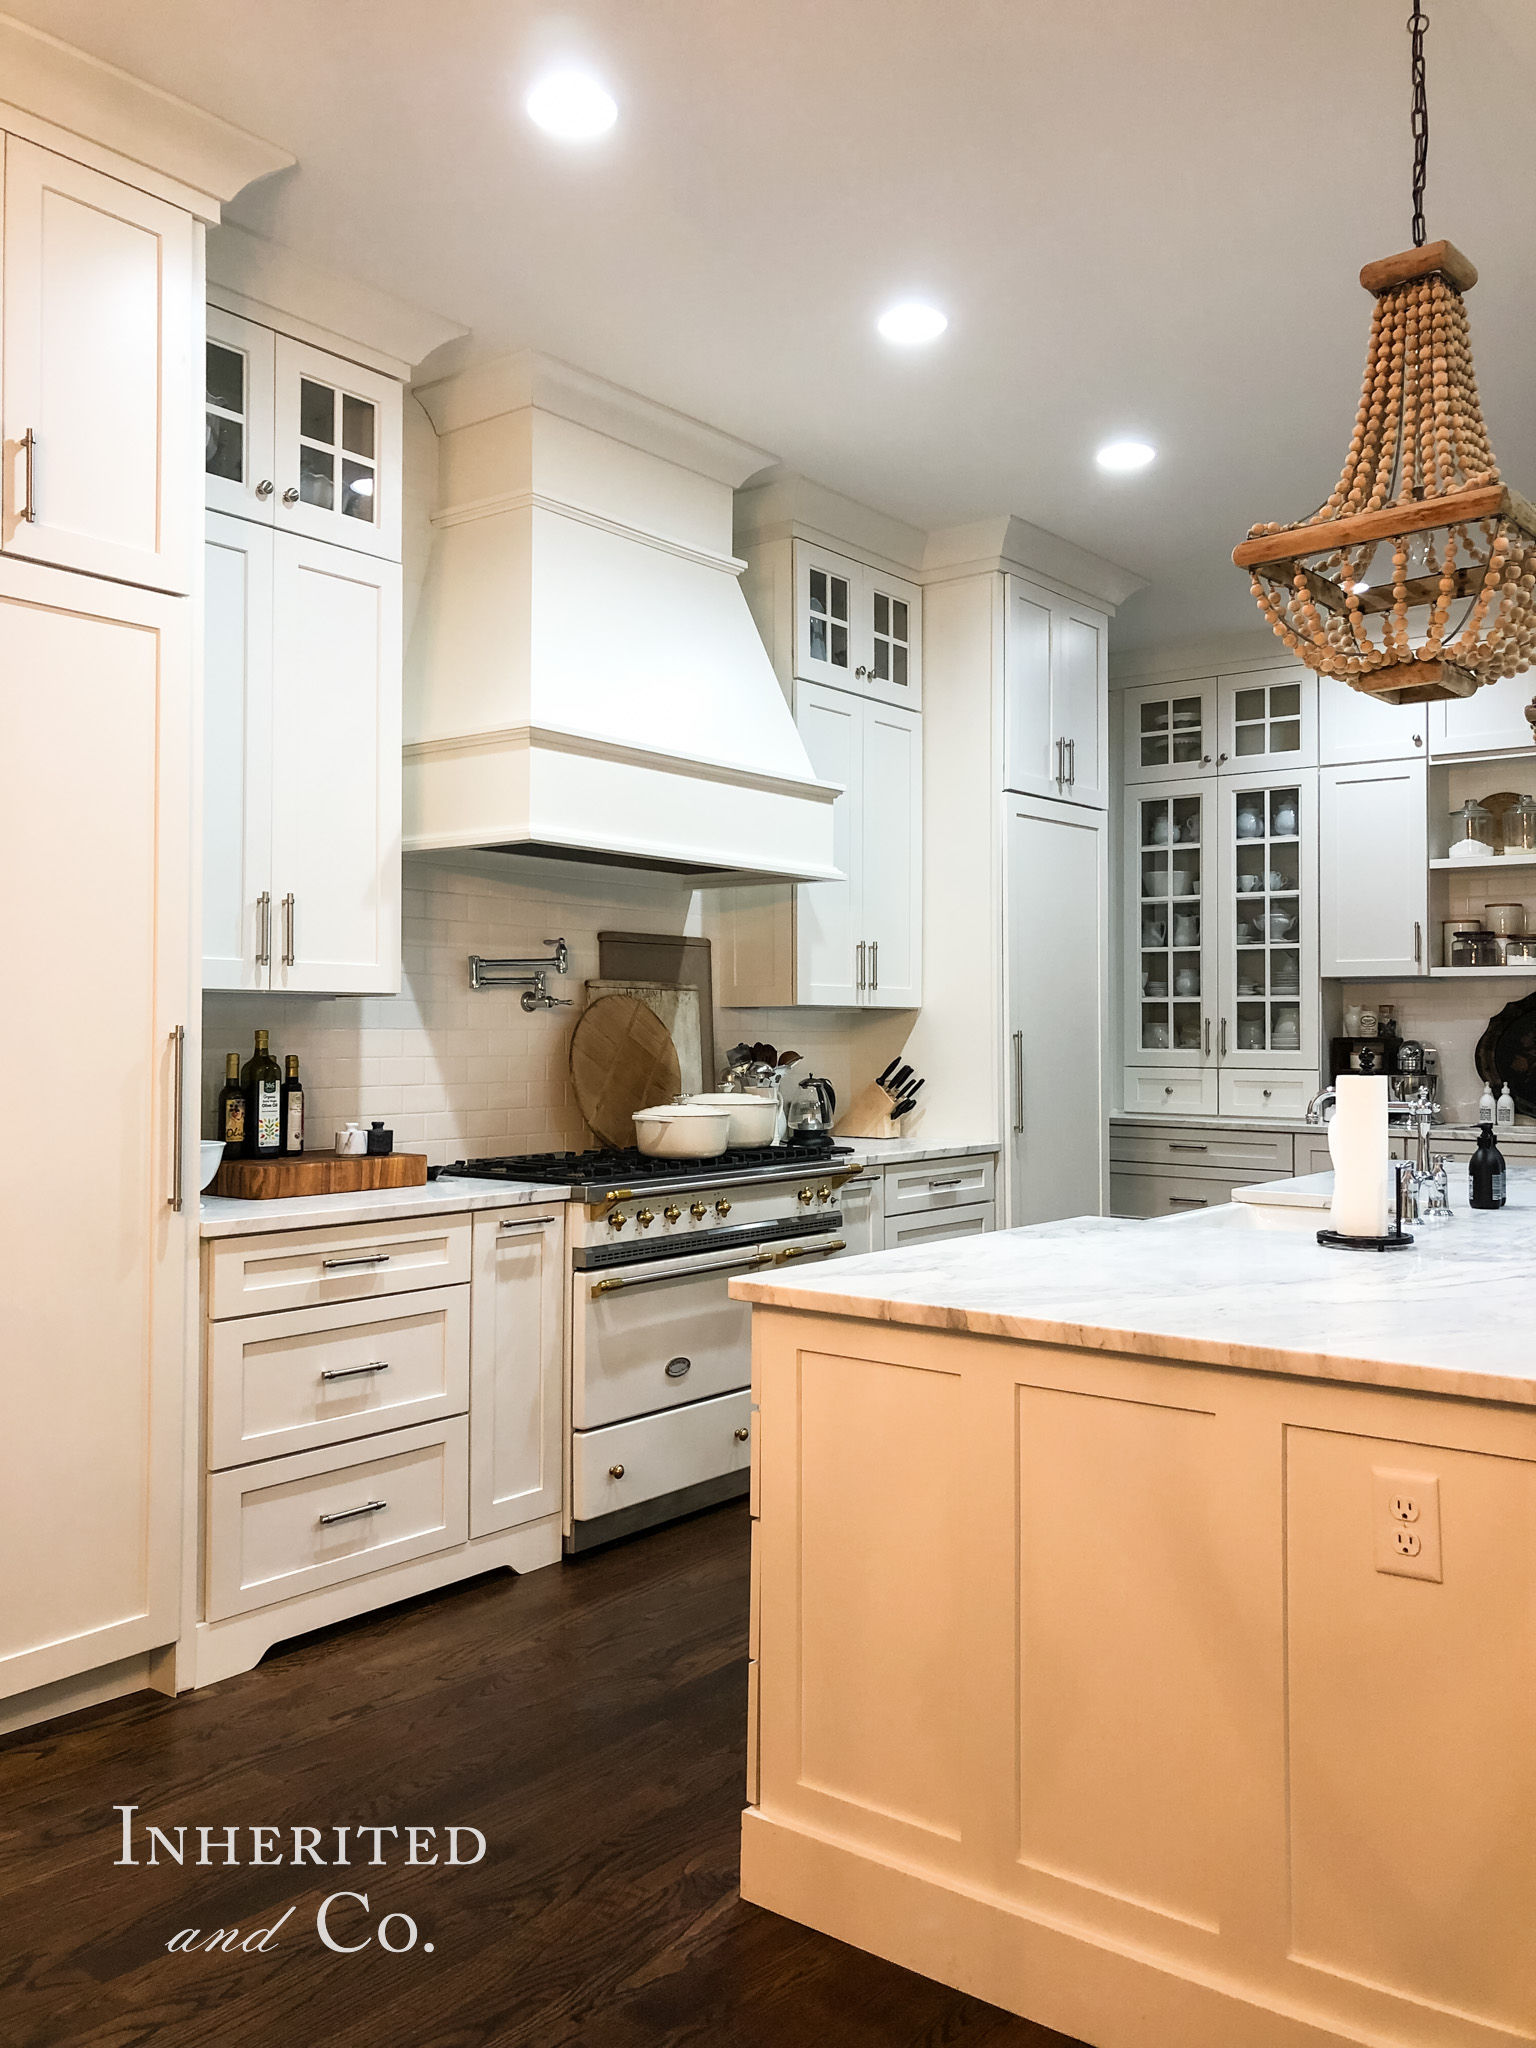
(282, 1054), (305, 1155)
(217, 1051), (246, 1155)
(241, 1029), (283, 1159)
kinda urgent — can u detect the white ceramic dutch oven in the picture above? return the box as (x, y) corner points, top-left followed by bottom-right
(632, 1103), (732, 1158)
(686, 1092), (779, 1147)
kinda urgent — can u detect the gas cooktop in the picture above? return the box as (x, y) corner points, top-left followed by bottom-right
(435, 1133), (850, 1197)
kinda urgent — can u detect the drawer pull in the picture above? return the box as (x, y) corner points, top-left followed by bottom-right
(317, 1498), (388, 1526)
(1168, 1195), (1208, 1209)
(734, 1426), (750, 1442)
(323, 1253), (391, 1271)
(499, 1216), (556, 1230)
(1167, 1143), (1208, 1152)
(320, 1360), (391, 1382)
(609, 1463), (625, 1479)
(927, 1175), (966, 1188)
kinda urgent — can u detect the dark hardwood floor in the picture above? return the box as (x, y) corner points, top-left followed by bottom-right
(0, 1501), (1085, 2048)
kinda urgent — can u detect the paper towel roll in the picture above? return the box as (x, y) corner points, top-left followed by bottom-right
(1328, 1075), (1390, 1237)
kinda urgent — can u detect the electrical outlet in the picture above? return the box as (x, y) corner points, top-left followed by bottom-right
(1372, 1467), (1442, 1582)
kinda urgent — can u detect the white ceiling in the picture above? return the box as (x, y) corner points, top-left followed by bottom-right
(12, 0), (1536, 646)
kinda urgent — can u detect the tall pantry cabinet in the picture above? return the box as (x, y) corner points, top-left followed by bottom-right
(0, 35), (290, 1723)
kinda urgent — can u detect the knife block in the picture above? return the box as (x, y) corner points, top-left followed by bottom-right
(834, 1082), (906, 1140)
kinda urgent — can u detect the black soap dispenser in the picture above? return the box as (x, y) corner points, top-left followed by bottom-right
(1469, 1122), (1506, 1210)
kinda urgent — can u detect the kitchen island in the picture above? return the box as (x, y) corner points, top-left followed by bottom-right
(732, 1173), (1536, 2048)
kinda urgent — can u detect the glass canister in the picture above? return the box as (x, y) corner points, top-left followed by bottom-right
(1448, 798), (1495, 861)
(1507, 793), (1536, 853)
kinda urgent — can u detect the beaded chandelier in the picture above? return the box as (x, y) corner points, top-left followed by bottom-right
(1232, 7), (1536, 710)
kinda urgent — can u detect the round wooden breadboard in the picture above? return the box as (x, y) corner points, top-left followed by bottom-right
(569, 993), (682, 1147)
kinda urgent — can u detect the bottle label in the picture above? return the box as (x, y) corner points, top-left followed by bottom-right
(256, 1079), (281, 1151)
(1494, 1168), (1507, 1203)
(223, 1097), (246, 1144)
(286, 1093), (304, 1152)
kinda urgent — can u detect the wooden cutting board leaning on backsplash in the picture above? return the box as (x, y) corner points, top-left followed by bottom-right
(568, 992), (682, 1147)
(212, 1151), (429, 1199)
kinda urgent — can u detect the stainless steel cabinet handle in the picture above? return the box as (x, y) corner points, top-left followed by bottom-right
(1012, 1030), (1025, 1135)
(1168, 1142), (1208, 1152)
(1054, 736), (1065, 790)
(869, 939), (878, 991)
(255, 478), (274, 499)
(320, 1360), (391, 1382)
(1066, 736), (1076, 788)
(1413, 919), (1423, 966)
(322, 1252), (390, 1271)
(1219, 1017), (1228, 1057)
(928, 1175), (966, 1188)
(168, 1025), (185, 1211)
(1204, 1016), (1211, 1057)
(282, 485), (300, 504)
(1168, 1195), (1208, 1209)
(255, 889), (272, 968)
(498, 1215), (556, 1230)
(856, 939), (866, 991)
(21, 427), (37, 522)
(317, 1498), (387, 1526)
(281, 891), (296, 967)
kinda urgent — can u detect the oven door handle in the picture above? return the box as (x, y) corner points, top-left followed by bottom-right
(588, 1237), (845, 1297)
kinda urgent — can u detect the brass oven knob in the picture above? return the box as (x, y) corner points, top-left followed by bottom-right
(715, 1198), (732, 1217)
(690, 1201), (708, 1221)
(734, 1426), (750, 1442)
(608, 1210), (627, 1230)
(797, 1186), (815, 1205)
(636, 1208), (654, 1229)
(816, 1184), (832, 1203)
(663, 1204), (681, 1224)
(609, 1463), (625, 1478)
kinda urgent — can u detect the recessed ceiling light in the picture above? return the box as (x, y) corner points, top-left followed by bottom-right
(1095, 440), (1156, 474)
(877, 301), (948, 346)
(525, 69), (618, 141)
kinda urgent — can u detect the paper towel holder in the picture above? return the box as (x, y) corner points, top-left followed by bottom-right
(1318, 1161), (1414, 1251)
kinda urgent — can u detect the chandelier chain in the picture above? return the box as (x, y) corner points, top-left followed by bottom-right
(1409, 4), (1429, 248)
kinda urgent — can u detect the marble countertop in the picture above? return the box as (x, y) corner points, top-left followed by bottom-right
(733, 1166), (1536, 1407)
(198, 1137), (999, 1239)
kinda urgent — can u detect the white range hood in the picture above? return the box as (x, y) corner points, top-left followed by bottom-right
(404, 353), (840, 882)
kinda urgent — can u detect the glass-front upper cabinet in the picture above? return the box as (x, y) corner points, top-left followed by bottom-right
(1122, 679), (1217, 784)
(1216, 771), (1318, 1070)
(793, 541), (922, 708)
(205, 308), (276, 522)
(1127, 780), (1212, 1070)
(1217, 668), (1316, 772)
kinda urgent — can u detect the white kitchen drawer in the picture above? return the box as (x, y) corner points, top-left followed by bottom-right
(205, 1416), (467, 1621)
(884, 1153), (996, 1214)
(1109, 1171), (1244, 1220)
(1296, 1133), (1335, 1176)
(883, 1200), (993, 1251)
(572, 1390), (752, 1522)
(208, 1213), (471, 1320)
(1124, 1068), (1219, 1116)
(1109, 1123), (1294, 1175)
(1218, 1071), (1314, 1120)
(207, 1287), (469, 1471)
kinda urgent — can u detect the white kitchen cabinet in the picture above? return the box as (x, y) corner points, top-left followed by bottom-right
(1429, 672), (1536, 758)
(793, 539), (921, 709)
(1122, 677), (1219, 784)
(1, 556), (190, 1702)
(204, 308), (401, 560)
(1004, 574), (1109, 808)
(1319, 760), (1428, 978)
(1127, 777), (1215, 1081)
(469, 1207), (564, 1538)
(204, 510), (402, 994)
(1215, 769), (1319, 1074)
(717, 679), (920, 1009)
(1318, 671), (1426, 765)
(1005, 794), (1108, 1224)
(1217, 667), (1316, 772)
(2, 136), (193, 593)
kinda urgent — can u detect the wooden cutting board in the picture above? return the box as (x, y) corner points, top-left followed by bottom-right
(212, 1151), (429, 1200)
(569, 993), (681, 1147)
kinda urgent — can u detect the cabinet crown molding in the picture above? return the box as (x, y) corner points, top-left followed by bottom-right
(732, 473), (927, 577)
(922, 516), (1144, 612)
(413, 350), (775, 489)
(0, 11), (292, 220)
(207, 223), (467, 378)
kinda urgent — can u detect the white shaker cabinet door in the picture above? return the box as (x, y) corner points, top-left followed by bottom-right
(273, 337), (402, 561)
(1317, 670), (1426, 765)
(1053, 603), (1108, 808)
(1, 138), (193, 593)
(1003, 577), (1055, 799)
(861, 700), (922, 1007)
(269, 535), (401, 994)
(203, 513), (274, 989)
(794, 680), (861, 1005)
(1429, 672), (1536, 758)
(1004, 576), (1109, 808)
(1004, 795), (1108, 1225)
(204, 307), (277, 525)
(862, 566), (923, 711)
(470, 1209), (564, 1537)
(792, 540), (860, 691)
(1319, 761), (1428, 978)
(0, 558), (190, 1698)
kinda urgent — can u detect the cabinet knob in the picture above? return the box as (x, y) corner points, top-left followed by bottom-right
(734, 1427), (750, 1442)
(1413, 733), (1424, 747)
(255, 478), (274, 499)
(282, 485), (300, 505)
(609, 1463), (625, 1478)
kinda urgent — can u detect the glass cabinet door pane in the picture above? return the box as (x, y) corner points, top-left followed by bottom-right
(341, 459), (376, 523)
(299, 444), (335, 508)
(1232, 784), (1304, 1052)
(300, 378), (334, 443)
(341, 392), (375, 458)
(205, 340), (246, 482)
(206, 342), (244, 414)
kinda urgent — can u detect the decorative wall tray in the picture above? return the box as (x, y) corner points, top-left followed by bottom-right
(1475, 990), (1536, 1118)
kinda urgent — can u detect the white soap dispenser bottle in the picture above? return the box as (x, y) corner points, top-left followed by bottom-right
(1497, 1082), (1515, 1127)
(1479, 1080), (1497, 1126)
